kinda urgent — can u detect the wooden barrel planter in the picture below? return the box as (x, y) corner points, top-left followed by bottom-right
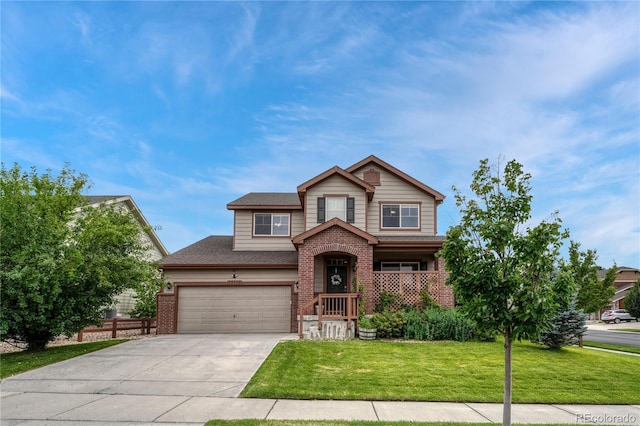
(358, 327), (377, 340)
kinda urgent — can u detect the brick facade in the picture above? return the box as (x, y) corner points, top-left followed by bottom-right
(156, 292), (176, 334)
(436, 257), (454, 308)
(297, 224), (375, 313)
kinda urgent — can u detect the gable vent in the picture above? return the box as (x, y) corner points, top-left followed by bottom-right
(363, 168), (381, 186)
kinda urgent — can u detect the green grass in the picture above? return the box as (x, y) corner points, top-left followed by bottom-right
(582, 340), (640, 354)
(613, 328), (640, 332)
(206, 421), (573, 426)
(241, 339), (640, 404)
(0, 339), (128, 379)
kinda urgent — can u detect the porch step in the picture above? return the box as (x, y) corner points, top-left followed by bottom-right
(304, 320), (355, 340)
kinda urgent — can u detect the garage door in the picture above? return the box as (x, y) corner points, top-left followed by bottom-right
(177, 286), (291, 333)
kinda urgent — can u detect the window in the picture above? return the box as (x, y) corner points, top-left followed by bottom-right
(381, 204), (419, 228)
(254, 213), (290, 236)
(317, 197), (355, 223)
(381, 262), (420, 271)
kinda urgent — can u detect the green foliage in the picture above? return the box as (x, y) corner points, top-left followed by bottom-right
(371, 310), (406, 338)
(439, 158), (567, 343)
(538, 302), (588, 349)
(129, 270), (164, 318)
(567, 241), (616, 314)
(418, 290), (440, 310)
(438, 158), (568, 425)
(624, 279), (640, 319)
(374, 291), (404, 313)
(0, 163), (159, 350)
(403, 307), (474, 342)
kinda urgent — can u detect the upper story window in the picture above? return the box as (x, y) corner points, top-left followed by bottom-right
(254, 213), (290, 236)
(381, 204), (419, 229)
(317, 197), (355, 223)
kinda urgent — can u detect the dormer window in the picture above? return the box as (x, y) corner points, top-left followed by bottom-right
(317, 197), (355, 223)
(254, 213), (290, 236)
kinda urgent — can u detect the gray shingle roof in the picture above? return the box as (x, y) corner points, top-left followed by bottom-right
(227, 192), (301, 208)
(161, 236), (298, 267)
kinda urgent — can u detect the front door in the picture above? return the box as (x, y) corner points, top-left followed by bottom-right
(326, 260), (348, 293)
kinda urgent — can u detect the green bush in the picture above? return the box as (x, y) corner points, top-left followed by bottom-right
(418, 290), (440, 310)
(374, 291), (404, 313)
(372, 310), (406, 338)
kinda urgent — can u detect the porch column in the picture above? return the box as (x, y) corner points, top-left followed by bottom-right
(437, 257), (454, 308)
(359, 245), (375, 314)
(297, 244), (315, 310)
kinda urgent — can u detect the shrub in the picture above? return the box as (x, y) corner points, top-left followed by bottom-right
(372, 310), (406, 338)
(418, 290), (441, 310)
(374, 291), (404, 313)
(538, 302), (588, 349)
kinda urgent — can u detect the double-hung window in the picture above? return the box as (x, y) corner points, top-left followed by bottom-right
(254, 213), (290, 236)
(317, 197), (355, 223)
(381, 204), (419, 229)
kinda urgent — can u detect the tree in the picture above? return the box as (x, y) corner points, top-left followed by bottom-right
(567, 241), (616, 315)
(626, 279), (640, 319)
(538, 302), (587, 349)
(1, 163), (159, 350)
(439, 158), (567, 426)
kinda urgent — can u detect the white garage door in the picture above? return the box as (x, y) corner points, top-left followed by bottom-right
(177, 286), (291, 333)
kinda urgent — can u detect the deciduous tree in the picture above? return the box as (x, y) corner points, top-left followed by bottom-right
(567, 241), (615, 315)
(1, 163), (159, 350)
(626, 279), (640, 319)
(440, 158), (567, 426)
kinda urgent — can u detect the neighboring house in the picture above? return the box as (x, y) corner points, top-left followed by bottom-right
(157, 155), (453, 336)
(600, 266), (640, 311)
(87, 196), (169, 316)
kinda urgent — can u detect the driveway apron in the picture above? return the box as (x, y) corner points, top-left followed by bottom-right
(0, 333), (295, 425)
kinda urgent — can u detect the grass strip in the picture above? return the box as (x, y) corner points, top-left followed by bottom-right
(0, 339), (128, 379)
(207, 421), (574, 426)
(582, 341), (640, 354)
(242, 339), (640, 404)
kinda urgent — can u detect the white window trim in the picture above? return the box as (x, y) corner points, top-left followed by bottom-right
(253, 213), (291, 236)
(381, 203), (420, 229)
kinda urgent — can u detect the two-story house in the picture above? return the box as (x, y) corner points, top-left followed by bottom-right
(156, 155), (453, 336)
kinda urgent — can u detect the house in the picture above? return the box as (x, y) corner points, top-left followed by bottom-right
(156, 155), (453, 336)
(601, 266), (640, 311)
(87, 196), (169, 315)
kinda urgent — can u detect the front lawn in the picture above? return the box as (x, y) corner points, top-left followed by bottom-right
(582, 341), (640, 354)
(0, 340), (127, 379)
(207, 422), (572, 426)
(241, 339), (640, 404)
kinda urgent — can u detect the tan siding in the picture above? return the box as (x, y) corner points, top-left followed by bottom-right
(168, 268), (298, 283)
(352, 168), (436, 236)
(304, 175), (367, 231)
(233, 210), (300, 251)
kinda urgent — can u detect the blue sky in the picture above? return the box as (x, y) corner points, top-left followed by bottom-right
(2, 1), (638, 268)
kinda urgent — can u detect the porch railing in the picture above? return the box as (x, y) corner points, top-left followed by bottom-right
(298, 293), (359, 338)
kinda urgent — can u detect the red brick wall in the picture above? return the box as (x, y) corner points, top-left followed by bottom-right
(436, 257), (454, 307)
(156, 292), (176, 334)
(297, 225), (374, 312)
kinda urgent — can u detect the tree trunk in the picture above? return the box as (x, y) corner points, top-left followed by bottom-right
(503, 330), (512, 426)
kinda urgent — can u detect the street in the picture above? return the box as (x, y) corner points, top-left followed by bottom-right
(585, 321), (640, 347)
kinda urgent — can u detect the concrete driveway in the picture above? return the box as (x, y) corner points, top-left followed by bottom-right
(1, 333), (296, 425)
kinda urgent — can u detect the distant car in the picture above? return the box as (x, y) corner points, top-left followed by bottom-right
(601, 309), (639, 323)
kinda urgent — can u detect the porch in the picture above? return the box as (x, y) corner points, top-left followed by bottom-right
(297, 270), (445, 339)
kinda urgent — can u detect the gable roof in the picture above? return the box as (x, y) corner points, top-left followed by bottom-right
(161, 235), (298, 268)
(292, 217), (379, 249)
(296, 166), (375, 205)
(86, 195), (169, 256)
(346, 155), (445, 203)
(227, 192), (302, 210)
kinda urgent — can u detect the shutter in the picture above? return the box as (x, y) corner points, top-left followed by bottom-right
(317, 197), (325, 223)
(346, 197), (355, 223)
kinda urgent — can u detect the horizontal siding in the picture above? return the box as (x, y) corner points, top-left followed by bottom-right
(353, 168), (436, 236)
(233, 210), (301, 251)
(305, 175), (367, 231)
(168, 268), (298, 283)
